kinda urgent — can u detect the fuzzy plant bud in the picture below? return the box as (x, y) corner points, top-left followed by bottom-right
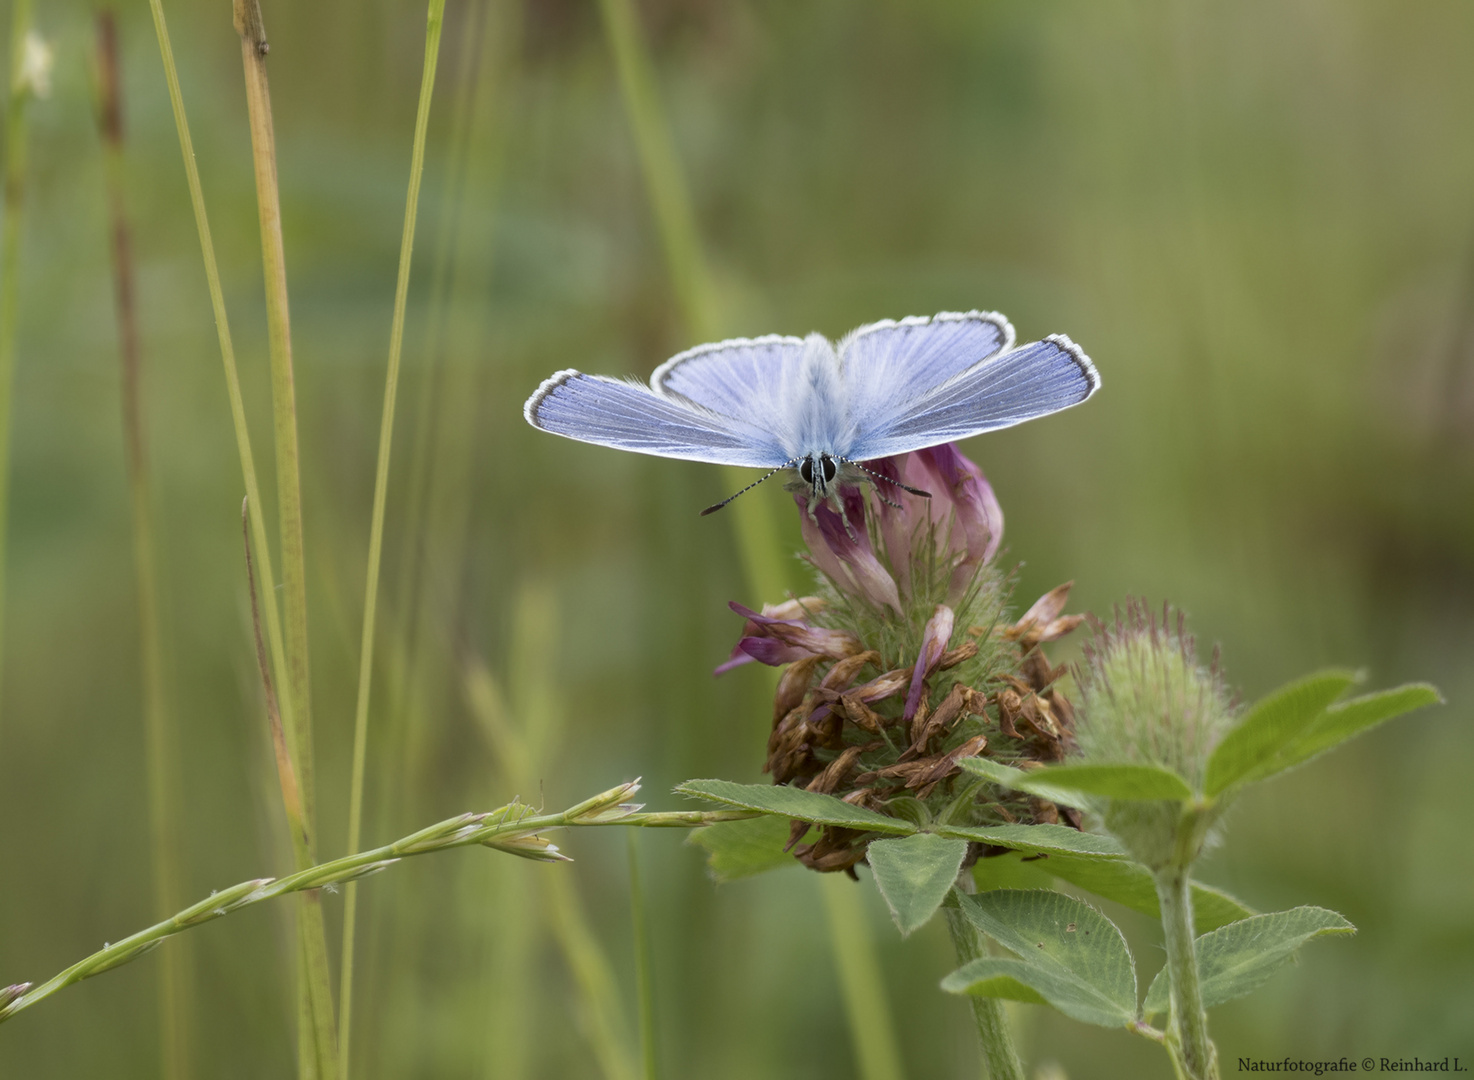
(1073, 601), (1236, 869)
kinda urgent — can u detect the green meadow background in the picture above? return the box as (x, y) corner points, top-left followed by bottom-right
(0, 0), (1471, 1076)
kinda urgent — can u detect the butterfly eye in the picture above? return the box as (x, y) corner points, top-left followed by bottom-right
(820, 455), (837, 483)
(799, 458), (814, 484)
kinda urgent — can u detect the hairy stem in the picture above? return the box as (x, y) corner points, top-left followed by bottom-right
(1155, 869), (1219, 1080)
(944, 892), (1025, 1080)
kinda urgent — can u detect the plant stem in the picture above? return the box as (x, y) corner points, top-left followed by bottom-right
(231, 3), (335, 1075)
(142, 0), (291, 735)
(820, 875), (907, 1080)
(0, 791), (750, 1026)
(95, 13), (188, 1077)
(627, 830), (658, 1080)
(336, 3), (446, 1074)
(593, 0), (790, 604)
(943, 903), (1026, 1080)
(1154, 869), (1219, 1080)
(594, 7), (908, 1075)
(0, 0), (35, 767)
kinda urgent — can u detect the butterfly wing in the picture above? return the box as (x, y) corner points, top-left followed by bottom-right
(652, 334), (810, 424)
(839, 310), (1015, 413)
(525, 369), (789, 467)
(846, 334), (1099, 460)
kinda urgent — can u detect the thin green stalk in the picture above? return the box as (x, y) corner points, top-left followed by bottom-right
(594, 0), (789, 603)
(821, 876), (907, 1080)
(463, 589), (639, 1080)
(943, 900), (1025, 1080)
(0, 782), (750, 1026)
(627, 831), (657, 1080)
(544, 871), (640, 1080)
(594, 5), (907, 1074)
(1154, 869), (1219, 1080)
(337, 4), (446, 1073)
(94, 13), (187, 1077)
(0, 0), (37, 764)
(231, 3), (335, 1075)
(143, 0), (292, 761)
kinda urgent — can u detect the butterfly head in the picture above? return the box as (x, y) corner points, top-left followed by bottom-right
(797, 452), (839, 503)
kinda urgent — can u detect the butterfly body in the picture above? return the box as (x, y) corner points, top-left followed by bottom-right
(525, 310), (1099, 511)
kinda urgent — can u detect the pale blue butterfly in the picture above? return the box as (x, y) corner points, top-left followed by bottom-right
(523, 310), (1099, 513)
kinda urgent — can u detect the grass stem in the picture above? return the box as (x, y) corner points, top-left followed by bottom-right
(142, 0), (291, 757)
(822, 875), (908, 1080)
(0, 0), (36, 765)
(0, 787), (748, 1027)
(627, 830), (658, 1080)
(231, 1), (335, 1073)
(594, 0), (790, 603)
(595, 7), (908, 1074)
(94, 14), (188, 1077)
(337, 3), (447, 1074)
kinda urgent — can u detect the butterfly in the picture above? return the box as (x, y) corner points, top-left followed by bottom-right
(523, 310), (1099, 514)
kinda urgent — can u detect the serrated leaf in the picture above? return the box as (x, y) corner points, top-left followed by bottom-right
(957, 757), (1088, 809)
(1263, 683), (1442, 780)
(934, 823), (1126, 860)
(1043, 856), (1252, 935)
(675, 780), (915, 835)
(686, 815), (797, 882)
(867, 834), (969, 935)
(1142, 906), (1355, 1017)
(1205, 670), (1358, 796)
(1016, 763), (1194, 802)
(947, 890), (1136, 1027)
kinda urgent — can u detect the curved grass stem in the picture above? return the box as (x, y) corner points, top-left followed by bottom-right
(0, 789), (751, 1027)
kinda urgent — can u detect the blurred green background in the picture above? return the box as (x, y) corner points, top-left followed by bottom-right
(0, 0), (1470, 1076)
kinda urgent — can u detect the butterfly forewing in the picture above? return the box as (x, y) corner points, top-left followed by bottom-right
(846, 335), (1099, 460)
(839, 310), (1014, 424)
(526, 370), (788, 467)
(653, 334), (809, 426)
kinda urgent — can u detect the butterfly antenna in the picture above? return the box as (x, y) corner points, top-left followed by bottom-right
(700, 461), (795, 516)
(843, 459), (932, 500)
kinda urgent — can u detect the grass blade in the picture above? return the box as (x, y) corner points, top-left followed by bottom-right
(95, 13), (188, 1076)
(231, 2), (335, 1073)
(337, 4), (448, 1075)
(0, 0), (38, 764)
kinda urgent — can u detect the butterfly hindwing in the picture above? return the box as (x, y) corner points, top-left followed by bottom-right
(846, 335), (1099, 460)
(526, 370), (788, 467)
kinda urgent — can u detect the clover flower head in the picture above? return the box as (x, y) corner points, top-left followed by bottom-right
(719, 442), (1088, 875)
